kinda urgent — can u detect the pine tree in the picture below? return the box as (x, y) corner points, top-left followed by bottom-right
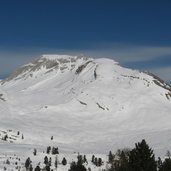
(98, 158), (102, 166)
(83, 155), (87, 164)
(44, 156), (48, 165)
(94, 157), (98, 166)
(158, 157), (171, 171)
(68, 161), (86, 171)
(3, 134), (8, 141)
(77, 155), (83, 165)
(34, 166), (41, 171)
(55, 155), (58, 169)
(25, 157), (31, 170)
(118, 150), (130, 171)
(6, 159), (10, 165)
(49, 157), (52, 166)
(129, 139), (157, 171)
(47, 146), (51, 154)
(91, 155), (95, 163)
(157, 157), (163, 171)
(108, 151), (113, 163)
(62, 157), (67, 165)
(52, 147), (59, 155)
(33, 148), (37, 156)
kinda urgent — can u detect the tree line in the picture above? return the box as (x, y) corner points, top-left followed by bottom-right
(107, 139), (171, 171)
(24, 139), (171, 171)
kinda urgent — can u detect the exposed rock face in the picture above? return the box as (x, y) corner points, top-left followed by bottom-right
(1, 55), (91, 83)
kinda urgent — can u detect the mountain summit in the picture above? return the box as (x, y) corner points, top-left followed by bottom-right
(0, 55), (171, 155)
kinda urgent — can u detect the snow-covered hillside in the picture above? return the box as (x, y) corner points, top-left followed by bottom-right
(0, 54), (171, 167)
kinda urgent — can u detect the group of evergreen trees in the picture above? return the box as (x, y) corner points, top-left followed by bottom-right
(46, 146), (59, 155)
(69, 154), (87, 171)
(68, 154), (103, 171)
(91, 155), (103, 166)
(24, 139), (171, 171)
(25, 145), (60, 171)
(25, 154), (67, 171)
(108, 139), (171, 171)
(157, 157), (171, 171)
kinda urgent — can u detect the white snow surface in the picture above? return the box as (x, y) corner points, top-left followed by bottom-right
(0, 54), (171, 162)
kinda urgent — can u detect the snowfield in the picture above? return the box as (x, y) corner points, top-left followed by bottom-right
(0, 54), (171, 170)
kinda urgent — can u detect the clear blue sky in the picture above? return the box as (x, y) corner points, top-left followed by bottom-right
(0, 0), (171, 81)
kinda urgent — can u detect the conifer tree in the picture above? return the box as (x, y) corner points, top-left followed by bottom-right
(6, 159), (10, 165)
(52, 147), (59, 155)
(108, 151), (113, 163)
(118, 150), (130, 171)
(94, 157), (98, 166)
(47, 146), (51, 154)
(62, 157), (67, 165)
(49, 157), (52, 166)
(83, 155), (87, 164)
(34, 166), (41, 171)
(158, 157), (171, 171)
(157, 157), (163, 171)
(91, 155), (95, 163)
(77, 155), (83, 165)
(98, 158), (102, 166)
(3, 134), (8, 141)
(33, 148), (37, 156)
(44, 156), (48, 165)
(55, 155), (58, 169)
(129, 139), (157, 171)
(25, 157), (31, 170)
(68, 161), (86, 171)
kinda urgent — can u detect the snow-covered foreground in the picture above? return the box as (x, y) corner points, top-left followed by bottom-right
(0, 142), (108, 171)
(0, 55), (171, 170)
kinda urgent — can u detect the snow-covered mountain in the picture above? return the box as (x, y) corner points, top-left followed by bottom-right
(0, 54), (171, 158)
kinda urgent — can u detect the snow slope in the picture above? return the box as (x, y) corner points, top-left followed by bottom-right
(0, 54), (171, 160)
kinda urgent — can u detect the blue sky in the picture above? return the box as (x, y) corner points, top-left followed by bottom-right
(0, 0), (171, 82)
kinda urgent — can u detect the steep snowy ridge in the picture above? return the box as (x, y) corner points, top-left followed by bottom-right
(0, 54), (171, 160)
(1, 55), (91, 83)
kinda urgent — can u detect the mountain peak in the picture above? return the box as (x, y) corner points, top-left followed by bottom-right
(1, 54), (92, 84)
(41, 54), (77, 60)
(40, 54), (91, 61)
